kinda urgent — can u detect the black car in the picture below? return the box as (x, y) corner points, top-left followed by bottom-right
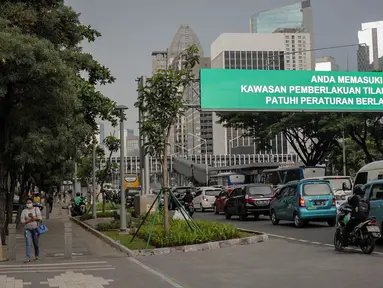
(169, 186), (192, 210)
(224, 184), (274, 221)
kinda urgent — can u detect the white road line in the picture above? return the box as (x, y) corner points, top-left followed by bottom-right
(129, 258), (186, 288)
(298, 239), (309, 242)
(0, 261), (108, 268)
(0, 267), (115, 274)
(311, 242), (322, 245)
(286, 237), (297, 240)
(0, 265), (112, 271)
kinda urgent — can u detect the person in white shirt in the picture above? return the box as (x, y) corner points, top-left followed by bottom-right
(20, 198), (42, 263)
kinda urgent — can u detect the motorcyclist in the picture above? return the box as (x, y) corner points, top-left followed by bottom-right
(74, 192), (84, 207)
(183, 190), (193, 204)
(341, 188), (370, 246)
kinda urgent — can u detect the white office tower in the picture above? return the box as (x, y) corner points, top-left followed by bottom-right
(315, 56), (339, 71)
(358, 21), (383, 71)
(211, 33), (290, 155)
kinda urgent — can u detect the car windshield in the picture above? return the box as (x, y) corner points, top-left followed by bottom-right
(302, 183), (332, 196)
(327, 178), (352, 191)
(248, 186), (273, 196)
(205, 190), (221, 196)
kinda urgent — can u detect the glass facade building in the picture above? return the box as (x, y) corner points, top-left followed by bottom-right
(250, 1), (312, 34)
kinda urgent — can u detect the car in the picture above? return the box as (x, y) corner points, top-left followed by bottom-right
(192, 187), (221, 212)
(224, 184), (274, 221)
(356, 180), (383, 235)
(270, 179), (337, 228)
(214, 190), (229, 214)
(305, 176), (353, 209)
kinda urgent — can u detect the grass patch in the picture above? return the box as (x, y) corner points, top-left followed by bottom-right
(103, 231), (155, 250)
(135, 211), (255, 248)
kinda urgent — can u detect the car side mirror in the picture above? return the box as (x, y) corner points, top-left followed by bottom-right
(342, 182), (347, 191)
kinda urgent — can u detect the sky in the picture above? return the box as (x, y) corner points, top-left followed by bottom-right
(65, 0), (383, 133)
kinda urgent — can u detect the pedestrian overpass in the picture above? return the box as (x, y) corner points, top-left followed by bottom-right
(172, 154), (299, 185)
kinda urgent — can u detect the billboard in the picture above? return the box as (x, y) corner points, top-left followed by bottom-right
(200, 69), (383, 112)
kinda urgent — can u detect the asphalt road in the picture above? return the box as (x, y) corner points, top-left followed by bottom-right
(194, 210), (383, 253)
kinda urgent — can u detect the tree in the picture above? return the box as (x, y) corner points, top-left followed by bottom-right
(135, 45), (200, 232)
(0, 0), (119, 242)
(97, 136), (119, 212)
(218, 112), (341, 166)
(327, 138), (376, 176)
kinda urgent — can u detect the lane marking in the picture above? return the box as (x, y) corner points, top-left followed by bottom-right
(129, 257), (186, 288)
(0, 267), (115, 274)
(0, 261), (108, 268)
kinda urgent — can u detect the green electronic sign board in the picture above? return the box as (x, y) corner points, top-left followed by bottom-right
(199, 69), (383, 112)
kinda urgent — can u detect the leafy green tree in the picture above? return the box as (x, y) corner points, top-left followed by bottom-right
(218, 112), (341, 166)
(135, 45), (200, 232)
(0, 0), (119, 242)
(97, 136), (119, 212)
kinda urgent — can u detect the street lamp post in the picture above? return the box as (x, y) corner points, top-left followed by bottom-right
(116, 105), (128, 231)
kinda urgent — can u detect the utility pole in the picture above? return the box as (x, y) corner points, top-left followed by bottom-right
(116, 105), (128, 231)
(92, 143), (97, 218)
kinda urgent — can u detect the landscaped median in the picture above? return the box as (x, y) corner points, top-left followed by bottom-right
(70, 211), (268, 256)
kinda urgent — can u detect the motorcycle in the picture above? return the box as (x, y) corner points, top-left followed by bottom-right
(178, 200), (194, 217)
(70, 199), (86, 216)
(334, 203), (380, 254)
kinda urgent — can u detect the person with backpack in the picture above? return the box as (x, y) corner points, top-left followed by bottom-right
(341, 192), (370, 246)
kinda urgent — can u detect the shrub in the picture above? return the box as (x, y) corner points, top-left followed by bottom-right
(137, 219), (242, 248)
(79, 211), (115, 221)
(97, 220), (120, 231)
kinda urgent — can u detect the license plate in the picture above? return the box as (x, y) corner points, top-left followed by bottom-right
(367, 226), (380, 232)
(314, 201), (323, 205)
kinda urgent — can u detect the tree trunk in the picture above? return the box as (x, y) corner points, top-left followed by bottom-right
(6, 171), (16, 234)
(16, 173), (27, 228)
(100, 150), (113, 213)
(0, 166), (8, 245)
(162, 130), (171, 234)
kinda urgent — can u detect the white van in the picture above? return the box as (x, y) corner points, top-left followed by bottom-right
(354, 160), (383, 186)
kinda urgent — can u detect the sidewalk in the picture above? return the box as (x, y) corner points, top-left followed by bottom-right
(12, 204), (124, 262)
(0, 205), (180, 287)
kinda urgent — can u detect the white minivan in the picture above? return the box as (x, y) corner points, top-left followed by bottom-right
(193, 187), (222, 212)
(354, 160), (383, 186)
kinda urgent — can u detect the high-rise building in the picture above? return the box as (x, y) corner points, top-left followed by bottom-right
(126, 129), (134, 136)
(211, 33), (294, 155)
(151, 25), (204, 155)
(126, 135), (140, 156)
(250, 1), (314, 70)
(185, 57), (212, 155)
(358, 21), (383, 71)
(315, 56), (339, 71)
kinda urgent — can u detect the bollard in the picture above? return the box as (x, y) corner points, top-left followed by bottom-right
(64, 221), (72, 259)
(7, 224), (16, 261)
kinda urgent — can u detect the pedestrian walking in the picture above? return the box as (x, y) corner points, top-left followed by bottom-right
(20, 198), (42, 263)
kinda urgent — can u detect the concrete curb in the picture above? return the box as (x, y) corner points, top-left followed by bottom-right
(70, 216), (136, 257)
(70, 217), (268, 257)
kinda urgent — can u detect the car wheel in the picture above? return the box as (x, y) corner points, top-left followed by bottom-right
(225, 208), (231, 220)
(214, 204), (219, 214)
(294, 212), (304, 228)
(270, 210), (279, 225)
(327, 218), (336, 227)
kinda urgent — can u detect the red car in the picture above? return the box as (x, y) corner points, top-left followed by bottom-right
(213, 185), (244, 214)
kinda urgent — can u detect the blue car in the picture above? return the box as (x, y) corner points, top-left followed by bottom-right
(270, 179), (337, 228)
